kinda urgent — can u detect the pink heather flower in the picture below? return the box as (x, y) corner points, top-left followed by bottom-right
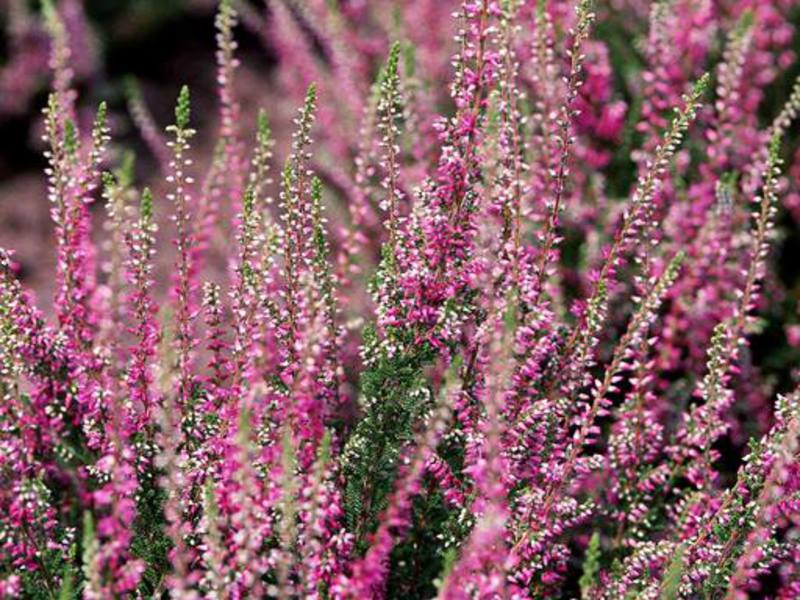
(1, 1), (799, 598)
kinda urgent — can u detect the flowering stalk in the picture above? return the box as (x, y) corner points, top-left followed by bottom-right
(549, 74), (710, 402)
(439, 296), (515, 599)
(530, 0), (595, 303)
(671, 131), (786, 488)
(166, 85), (198, 409)
(280, 84), (319, 365)
(41, 0), (75, 117)
(200, 0), (246, 245)
(98, 155), (136, 360)
(124, 189), (160, 432)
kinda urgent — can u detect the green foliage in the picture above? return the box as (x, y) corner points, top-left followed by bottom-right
(218, 0), (232, 16)
(659, 544), (685, 600)
(63, 119), (78, 157)
(123, 76), (146, 110)
(342, 334), (437, 545)
(579, 532), (602, 599)
(100, 171), (116, 196)
(386, 489), (453, 599)
(130, 477), (172, 596)
(385, 41), (401, 84)
(436, 546), (459, 591)
(303, 83), (318, 119)
(174, 85), (191, 130)
(276, 427), (299, 579)
(93, 101), (108, 132)
(140, 187), (154, 223)
(310, 176), (328, 262)
(733, 9), (755, 40)
(40, 0), (62, 37)
(57, 566), (75, 600)
(402, 41), (416, 79)
(256, 109), (271, 149)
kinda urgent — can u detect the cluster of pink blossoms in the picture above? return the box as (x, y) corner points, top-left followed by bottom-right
(1, 0), (800, 598)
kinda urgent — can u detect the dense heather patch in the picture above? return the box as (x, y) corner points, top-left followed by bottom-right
(1, 1), (800, 598)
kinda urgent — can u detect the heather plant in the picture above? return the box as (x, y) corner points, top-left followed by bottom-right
(1, 1), (800, 599)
